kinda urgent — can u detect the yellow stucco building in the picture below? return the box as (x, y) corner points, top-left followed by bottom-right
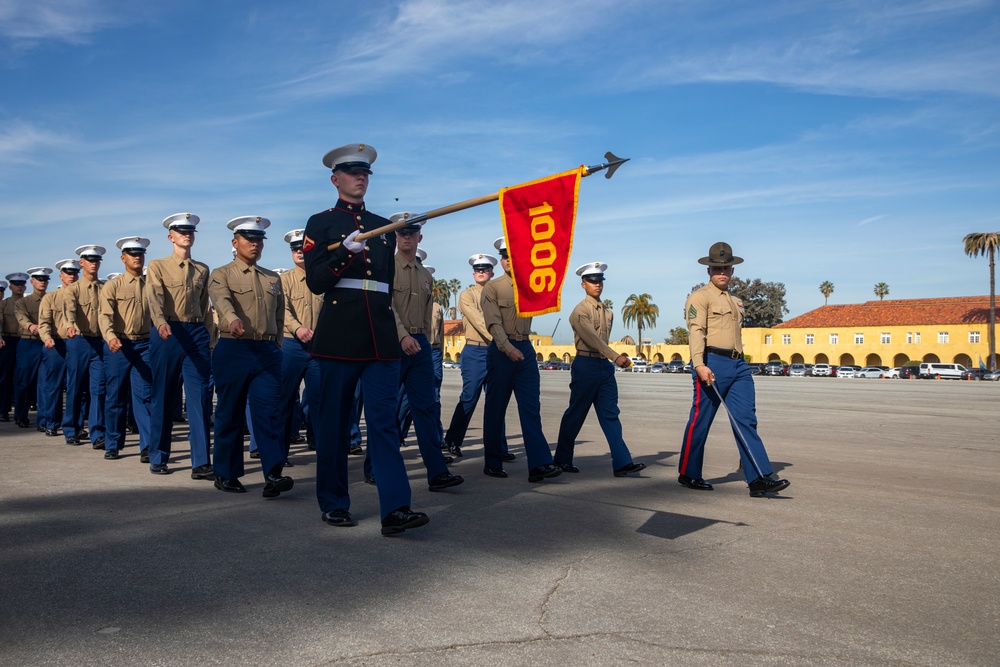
(444, 296), (996, 370)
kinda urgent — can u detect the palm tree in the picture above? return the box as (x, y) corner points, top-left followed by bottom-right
(819, 281), (834, 305)
(622, 293), (658, 358)
(448, 278), (462, 319)
(602, 298), (613, 310)
(432, 279), (450, 310)
(964, 232), (1000, 370)
(873, 282), (889, 300)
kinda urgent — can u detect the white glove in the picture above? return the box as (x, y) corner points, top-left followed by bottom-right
(343, 229), (364, 254)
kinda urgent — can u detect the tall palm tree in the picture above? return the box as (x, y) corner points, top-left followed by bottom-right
(622, 293), (658, 358)
(432, 279), (450, 309)
(819, 280), (834, 305)
(964, 232), (1000, 370)
(873, 282), (889, 301)
(448, 278), (462, 319)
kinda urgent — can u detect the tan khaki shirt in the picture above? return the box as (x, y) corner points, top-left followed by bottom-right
(459, 284), (491, 344)
(1, 296), (23, 337)
(146, 255), (211, 326)
(569, 295), (618, 361)
(208, 259), (283, 340)
(481, 273), (531, 355)
(62, 276), (105, 337)
(37, 289), (70, 341)
(15, 292), (44, 337)
(281, 267), (323, 336)
(430, 302), (444, 348)
(685, 283), (744, 367)
(99, 273), (150, 341)
(392, 254), (433, 341)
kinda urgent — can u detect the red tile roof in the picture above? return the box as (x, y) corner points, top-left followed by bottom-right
(444, 320), (464, 337)
(775, 297), (993, 328)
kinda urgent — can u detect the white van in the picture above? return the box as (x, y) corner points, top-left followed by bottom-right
(919, 363), (967, 379)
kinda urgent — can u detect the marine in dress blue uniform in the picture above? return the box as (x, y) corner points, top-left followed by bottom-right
(554, 262), (646, 477)
(303, 143), (429, 535)
(146, 213), (214, 476)
(62, 245), (108, 448)
(679, 242), (790, 497)
(99, 237), (153, 460)
(209, 216), (293, 498)
(480, 237), (561, 482)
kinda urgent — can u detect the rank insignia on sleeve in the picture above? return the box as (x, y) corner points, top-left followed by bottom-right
(687, 304), (697, 320)
(302, 235), (315, 252)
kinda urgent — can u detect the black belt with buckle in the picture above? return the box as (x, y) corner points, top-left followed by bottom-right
(706, 345), (741, 359)
(575, 349), (603, 358)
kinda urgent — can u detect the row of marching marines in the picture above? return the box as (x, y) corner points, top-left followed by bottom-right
(0, 142), (788, 537)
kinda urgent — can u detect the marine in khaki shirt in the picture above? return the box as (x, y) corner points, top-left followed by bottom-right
(481, 270), (532, 359)
(99, 272), (150, 344)
(392, 249), (434, 348)
(146, 251), (210, 330)
(209, 257), (284, 340)
(15, 276), (49, 338)
(684, 282), (744, 371)
(458, 282), (491, 344)
(281, 263), (323, 340)
(567, 263), (629, 366)
(37, 264), (76, 345)
(63, 265), (105, 339)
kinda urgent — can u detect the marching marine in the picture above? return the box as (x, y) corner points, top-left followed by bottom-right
(62, 245), (107, 449)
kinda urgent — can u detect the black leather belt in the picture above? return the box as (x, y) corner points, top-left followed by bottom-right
(19, 334), (39, 339)
(407, 327), (424, 334)
(219, 333), (277, 341)
(706, 345), (741, 359)
(507, 334), (530, 342)
(464, 340), (488, 347)
(116, 333), (150, 341)
(575, 349), (603, 358)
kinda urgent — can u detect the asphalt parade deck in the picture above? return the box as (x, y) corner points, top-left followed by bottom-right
(1, 373), (997, 666)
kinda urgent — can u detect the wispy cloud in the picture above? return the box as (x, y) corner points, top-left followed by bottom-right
(857, 214), (888, 227)
(0, 0), (143, 44)
(0, 119), (70, 163)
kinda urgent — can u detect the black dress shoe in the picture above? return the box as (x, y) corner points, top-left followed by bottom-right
(348, 444), (363, 456)
(214, 476), (246, 493)
(447, 443), (463, 457)
(78, 429), (89, 440)
(249, 450), (260, 459)
(289, 434), (305, 444)
(483, 466), (508, 478)
(139, 449), (149, 463)
(262, 474), (294, 498)
(307, 440), (316, 451)
(614, 462), (647, 477)
(381, 507), (429, 536)
(322, 509), (356, 527)
(557, 463), (580, 473)
(428, 471), (464, 492)
(64, 436), (81, 446)
(149, 464), (171, 475)
(45, 428), (59, 437)
(502, 452), (516, 462)
(191, 464), (215, 480)
(0, 414), (9, 422)
(364, 474), (376, 485)
(282, 458), (295, 467)
(36, 425), (45, 433)
(443, 454), (455, 464)
(15, 419), (30, 428)
(92, 437), (105, 450)
(104, 449), (119, 460)
(748, 475), (790, 497)
(678, 474), (713, 490)
(528, 464), (562, 483)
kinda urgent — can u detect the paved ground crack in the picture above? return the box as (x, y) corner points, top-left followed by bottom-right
(538, 555), (591, 638)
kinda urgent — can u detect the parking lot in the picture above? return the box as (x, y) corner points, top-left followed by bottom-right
(0, 374), (997, 666)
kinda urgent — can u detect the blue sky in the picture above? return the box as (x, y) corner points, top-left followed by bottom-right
(2, 0), (998, 344)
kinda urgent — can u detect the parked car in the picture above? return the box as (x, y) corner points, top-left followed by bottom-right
(884, 367), (901, 379)
(919, 362), (967, 379)
(631, 359), (648, 373)
(837, 366), (857, 378)
(442, 360), (459, 370)
(899, 365), (921, 379)
(812, 363), (832, 377)
(788, 363), (807, 377)
(961, 368), (985, 381)
(764, 361), (787, 376)
(649, 362), (666, 373)
(666, 360), (686, 373)
(983, 369), (1000, 381)
(541, 361), (561, 370)
(748, 363), (764, 375)
(856, 366), (886, 378)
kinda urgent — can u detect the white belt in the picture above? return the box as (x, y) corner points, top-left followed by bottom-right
(336, 279), (389, 293)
